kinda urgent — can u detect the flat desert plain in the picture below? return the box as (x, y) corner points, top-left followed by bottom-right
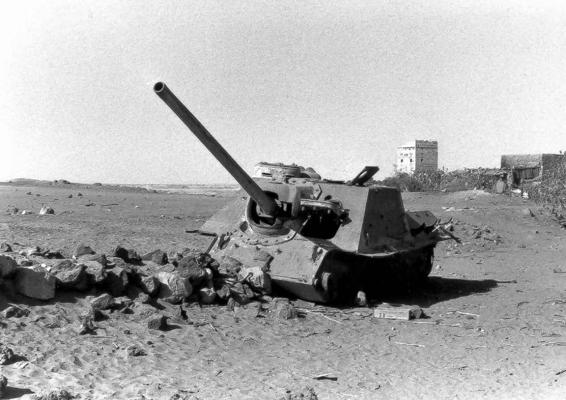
(0, 183), (565, 400)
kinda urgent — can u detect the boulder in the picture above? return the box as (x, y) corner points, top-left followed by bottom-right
(78, 253), (107, 267)
(219, 256), (242, 277)
(90, 293), (114, 310)
(238, 266), (272, 294)
(50, 260), (89, 290)
(177, 255), (207, 287)
(104, 266), (129, 296)
(142, 249), (168, 265)
(73, 244), (95, 258)
(229, 282), (255, 305)
(139, 275), (160, 296)
(155, 271), (192, 303)
(113, 246), (142, 265)
(14, 266), (56, 300)
(81, 261), (107, 284)
(0, 255), (18, 278)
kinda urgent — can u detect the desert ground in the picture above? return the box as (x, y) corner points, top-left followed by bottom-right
(0, 182), (565, 400)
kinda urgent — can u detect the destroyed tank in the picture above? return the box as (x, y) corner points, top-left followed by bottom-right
(154, 82), (454, 303)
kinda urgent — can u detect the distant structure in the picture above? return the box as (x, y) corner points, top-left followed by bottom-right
(501, 153), (566, 186)
(396, 140), (438, 174)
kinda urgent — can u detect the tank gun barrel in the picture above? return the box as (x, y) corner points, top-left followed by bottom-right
(153, 82), (279, 216)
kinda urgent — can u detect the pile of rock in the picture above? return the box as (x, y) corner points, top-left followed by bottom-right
(0, 242), (273, 307)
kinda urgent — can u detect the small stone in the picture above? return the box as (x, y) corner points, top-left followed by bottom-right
(90, 293), (115, 310)
(0, 344), (15, 365)
(147, 315), (168, 331)
(126, 344), (146, 357)
(19, 259), (33, 267)
(0, 242), (12, 252)
(355, 290), (367, 307)
(78, 316), (95, 335)
(73, 244), (95, 258)
(136, 292), (151, 304)
(275, 302), (298, 320)
(280, 386), (318, 400)
(39, 206), (55, 215)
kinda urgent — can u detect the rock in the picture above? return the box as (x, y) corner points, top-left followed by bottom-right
(50, 260), (89, 291)
(219, 256), (242, 277)
(42, 250), (64, 259)
(18, 259), (33, 267)
(21, 209), (33, 215)
(2, 305), (30, 318)
(78, 315), (95, 335)
(14, 266), (56, 300)
(176, 256), (207, 287)
(229, 282), (255, 305)
(6, 207), (18, 215)
(78, 253), (107, 267)
(39, 206), (55, 215)
(139, 275), (160, 296)
(142, 249), (168, 265)
(113, 246), (142, 265)
(215, 283), (231, 300)
(0, 242), (12, 252)
(136, 292), (151, 304)
(21, 246), (41, 257)
(199, 287), (217, 304)
(0, 344), (15, 365)
(238, 266), (272, 294)
(0, 255), (18, 278)
(126, 344), (146, 356)
(147, 315), (168, 330)
(155, 271), (192, 303)
(104, 266), (129, 296)
(114, 296), (134, 310)
(275, 302), (298, 320)
(90, 293), (115, 310)
(81, 261), (107, 284)
(30, 389), (75, 400)
(73, 244), (95, 258)
(0, 375), (6, 398)
(86, 308), (107, 322)
(355, 290), (367, 307)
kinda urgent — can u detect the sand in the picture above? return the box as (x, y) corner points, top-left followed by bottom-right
(0, 183), (565, 399)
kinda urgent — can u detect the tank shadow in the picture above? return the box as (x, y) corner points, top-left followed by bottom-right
(1, 387), (34, 399)
(377, 277), (499, 308)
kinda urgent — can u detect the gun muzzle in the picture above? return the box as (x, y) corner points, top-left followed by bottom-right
(154, 82), (279, 217)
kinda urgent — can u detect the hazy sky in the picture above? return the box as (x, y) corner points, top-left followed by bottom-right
(1, 1), (565, 184)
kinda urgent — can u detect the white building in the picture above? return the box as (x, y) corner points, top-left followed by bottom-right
(396, 140), (438, 174)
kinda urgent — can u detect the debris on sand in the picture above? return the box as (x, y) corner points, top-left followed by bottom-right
(39, 206), (55, 215)
(373, 304), (423, 320)
(147, 315), (168, 331)
(30, 389), (75, 400)
(279, 386), (319, 400)
(126, 344), (147, 357)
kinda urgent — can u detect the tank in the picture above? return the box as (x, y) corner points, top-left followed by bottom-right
(154, 82), (456, 303)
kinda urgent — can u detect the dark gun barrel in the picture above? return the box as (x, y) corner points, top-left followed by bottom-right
(153, 82), (279, 216)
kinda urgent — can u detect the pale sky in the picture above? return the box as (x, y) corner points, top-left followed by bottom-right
(1, 1), (565, 184)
